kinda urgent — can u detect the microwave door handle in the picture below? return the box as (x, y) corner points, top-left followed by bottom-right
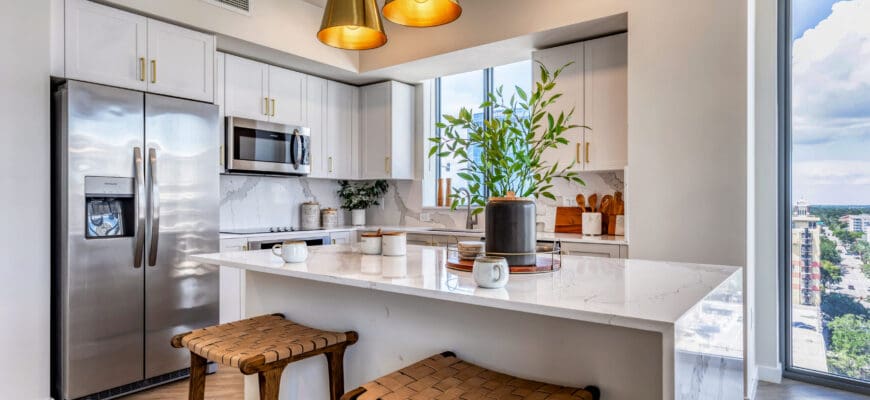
(292, 129), (301, 170)
(134, 147), (145, 269)
(147, 148), (160, 267)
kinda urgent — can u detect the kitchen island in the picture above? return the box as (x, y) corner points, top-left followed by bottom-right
(192, 245), (742, 400)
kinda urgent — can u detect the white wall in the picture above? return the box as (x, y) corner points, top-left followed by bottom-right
(754, 0), (782, 384)
(0, 1), (51, 399)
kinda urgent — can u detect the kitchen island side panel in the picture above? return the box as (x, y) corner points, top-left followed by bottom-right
(243, 271), (663, 400)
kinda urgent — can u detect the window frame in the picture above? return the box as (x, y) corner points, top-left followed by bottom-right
(434, 63), (527, 204)
(779, 0), (870, 394)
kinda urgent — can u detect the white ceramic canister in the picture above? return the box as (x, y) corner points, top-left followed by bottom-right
(381, 231), (407, 256)
(359, 232), (382, 255)
(472, 256), (509, 289)
(614, 215), (625, 236)
(271, 241), (308, 263)
(301, 202), (320, 230)
(322, 208), (339, 229)
(582, 212), (602, 236)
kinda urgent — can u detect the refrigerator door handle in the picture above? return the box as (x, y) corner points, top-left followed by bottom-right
(134, 147), (145, 269)
(147, 148), (160, 267)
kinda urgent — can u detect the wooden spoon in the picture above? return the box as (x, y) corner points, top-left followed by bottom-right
(575, 194), (585, 211)
(588, 194), (598, 213)
(600, 195), (614, 215)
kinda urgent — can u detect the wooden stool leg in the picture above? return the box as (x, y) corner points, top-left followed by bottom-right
(258, 366), (286, 400)
(325, 347), (347, 400)
(188, 353), (208, 400)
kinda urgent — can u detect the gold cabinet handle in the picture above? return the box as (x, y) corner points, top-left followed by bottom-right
(264, 97), (270, 116)
(139, 58), (145, 81)
(219, 145), (224, 166)
(150, 60), (156, 84)
(385, 156), (391, 174)
(271, 98), (276, 117)
(585, 142), (590, 164)
(575, 143), (581, 163)
(328, 156), (334, 173)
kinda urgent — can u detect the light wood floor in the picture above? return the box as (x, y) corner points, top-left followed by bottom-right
(757, 379), (869, 399)
(121, 367), (244, 399)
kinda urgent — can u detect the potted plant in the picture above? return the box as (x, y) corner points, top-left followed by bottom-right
(337, 180), (389, 226)
(428, 62), (586, 265)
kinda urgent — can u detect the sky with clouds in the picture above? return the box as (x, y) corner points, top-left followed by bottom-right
(792, 0), (870, 205)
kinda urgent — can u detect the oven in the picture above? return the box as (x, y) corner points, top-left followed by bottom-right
(226, 116), (311, 175)
(247, 235), (331, 250)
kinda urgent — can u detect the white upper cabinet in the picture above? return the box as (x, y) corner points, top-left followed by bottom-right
(267, 66), (307, 126)
(584, 33), (628, 171)
(65, 0), (147, 91)
(306, 76), (328, 178)
(326, 81), (358, 179)
(224, 54), (268, 120)
(533, 42), (585, 171)
(533, 33), (627, 172)
(361, 81), (415, 180)
(146, 19), (215, 102)
(224, 56), (308, 125)
(64, 0), (215, 101)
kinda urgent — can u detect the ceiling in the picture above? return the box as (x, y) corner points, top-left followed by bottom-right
(300, 0), (327, 8)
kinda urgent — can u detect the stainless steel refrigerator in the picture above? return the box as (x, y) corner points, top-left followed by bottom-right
(53, 80), (219, 399)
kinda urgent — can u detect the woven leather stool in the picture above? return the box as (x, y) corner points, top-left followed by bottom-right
(342, 352), (600, 400)
(171, 313), (358, 400)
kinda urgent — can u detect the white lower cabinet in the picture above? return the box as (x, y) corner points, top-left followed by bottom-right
(219, 238), (248, 323)
(330, 231), (352, 245)
(560, 242), (623, 258)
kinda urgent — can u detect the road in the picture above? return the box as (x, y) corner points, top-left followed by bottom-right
(835, 252), (870, 308)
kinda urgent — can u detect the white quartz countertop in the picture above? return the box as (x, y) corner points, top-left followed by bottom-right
(192, 245), (738, 333)
(220, 226), (628, 245)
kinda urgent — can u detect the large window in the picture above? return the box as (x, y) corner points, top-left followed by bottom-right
(435, 60), (532, 203)
(784, 0), (870, 393)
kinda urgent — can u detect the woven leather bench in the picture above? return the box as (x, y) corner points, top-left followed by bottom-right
(341, 352), (600, 400)
(171, 313), (358, 400)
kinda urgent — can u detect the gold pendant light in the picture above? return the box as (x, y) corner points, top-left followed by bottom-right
(382, 0), (462, 27)
(318, 0), (387, 50)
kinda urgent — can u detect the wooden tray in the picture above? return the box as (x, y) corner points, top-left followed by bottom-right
(446, 255), (561, 274)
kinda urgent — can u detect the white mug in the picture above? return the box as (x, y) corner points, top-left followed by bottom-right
(472, 256), (509, 289)
(272, 241), (308, 263)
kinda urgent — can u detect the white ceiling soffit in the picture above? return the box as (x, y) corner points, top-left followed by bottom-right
(217, 7), (625, 85)
(299, 0), (328, 8)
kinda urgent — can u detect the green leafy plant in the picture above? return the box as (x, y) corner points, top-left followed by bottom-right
(428, 62), (586, 215)
(337, 180), (389, 210)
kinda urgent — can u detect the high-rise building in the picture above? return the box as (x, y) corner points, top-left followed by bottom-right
(791, 200), (821, 306)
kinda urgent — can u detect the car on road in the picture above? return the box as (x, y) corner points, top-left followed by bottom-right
(848, 284), (855, 290)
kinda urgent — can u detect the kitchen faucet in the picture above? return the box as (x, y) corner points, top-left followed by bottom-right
(457, 188), (479, 230)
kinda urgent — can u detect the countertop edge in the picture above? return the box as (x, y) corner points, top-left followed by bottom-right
(194, 253), (673, 333)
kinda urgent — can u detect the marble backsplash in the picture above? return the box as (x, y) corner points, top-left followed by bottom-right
(220, 170), (625, 233)
(220, 174), (343, 230)
(366, 171), (625, 232)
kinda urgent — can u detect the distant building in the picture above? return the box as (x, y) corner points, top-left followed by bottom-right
(841, 214), (870, 241)
(791, 200), (821, 306)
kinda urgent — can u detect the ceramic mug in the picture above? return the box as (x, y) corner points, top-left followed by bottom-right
(473, 256), (509, 289)
(272, 241), (308, 263)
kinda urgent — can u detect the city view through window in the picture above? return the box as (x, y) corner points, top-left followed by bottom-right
(789, 0), (870, 384)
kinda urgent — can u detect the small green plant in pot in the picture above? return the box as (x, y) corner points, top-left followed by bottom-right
(428, 62), (586, 265)
(337, 180), (389, 226)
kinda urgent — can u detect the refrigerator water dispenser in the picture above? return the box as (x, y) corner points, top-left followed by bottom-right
(84, 176), (135, 239)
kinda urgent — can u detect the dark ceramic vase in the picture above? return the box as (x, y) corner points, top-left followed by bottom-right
(485, 192), (536, 266)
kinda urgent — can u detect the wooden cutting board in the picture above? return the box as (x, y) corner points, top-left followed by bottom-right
(555, 207), (583, 233)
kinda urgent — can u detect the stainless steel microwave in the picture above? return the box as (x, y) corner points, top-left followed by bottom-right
(226, 116), (311, 175)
